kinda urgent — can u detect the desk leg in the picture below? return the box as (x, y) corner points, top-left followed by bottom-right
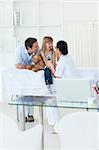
(19, 105), (25, 131)
(39, 106), (44, 150)
(16, 105), (19, 122)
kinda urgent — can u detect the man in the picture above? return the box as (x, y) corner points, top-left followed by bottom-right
(16, 37), (39, 122)
(16, 37), (39, 69)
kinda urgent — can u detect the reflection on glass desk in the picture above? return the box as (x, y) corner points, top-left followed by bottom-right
(8, 95), (99, 150)
(8, 95), (99, 110)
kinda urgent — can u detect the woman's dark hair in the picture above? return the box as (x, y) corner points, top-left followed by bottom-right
(56, 40), (68, 55)
(25, 37), (37, 50)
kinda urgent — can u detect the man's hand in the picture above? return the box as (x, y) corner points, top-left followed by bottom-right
(26, 64), (34, 70)
(15, 64), (26, 69)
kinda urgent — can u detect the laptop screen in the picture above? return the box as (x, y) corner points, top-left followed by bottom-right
(55, 78), (91, 102)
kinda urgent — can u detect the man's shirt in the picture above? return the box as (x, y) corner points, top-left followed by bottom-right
(16, 46), (38, 65)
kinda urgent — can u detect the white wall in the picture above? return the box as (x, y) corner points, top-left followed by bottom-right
(13, 0), (39, 46)
(13, 0), (63, 46)
(63, 1), (99, 67)
(63, 1), (98, 21)
(39, 0), (63, 45)
(0, 1), (16, 54)
(0, 0), (98, 68)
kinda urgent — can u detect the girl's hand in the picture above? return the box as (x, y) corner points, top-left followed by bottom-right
(46, 61), (55, 74)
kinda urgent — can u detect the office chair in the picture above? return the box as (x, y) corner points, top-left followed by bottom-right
(58, 111), (99, 150)
(0, 113), (42, 150)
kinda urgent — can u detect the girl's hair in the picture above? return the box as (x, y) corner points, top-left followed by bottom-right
(41, 36), (53, 52)
(56, 40), (68, 55)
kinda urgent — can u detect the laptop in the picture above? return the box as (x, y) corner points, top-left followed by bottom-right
(54, 78), (92, 102)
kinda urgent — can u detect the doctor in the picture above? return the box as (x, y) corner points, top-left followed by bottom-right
(48, 40), (78, 78)
(47, 40), (79, 132)
(16, 37), (39, 122)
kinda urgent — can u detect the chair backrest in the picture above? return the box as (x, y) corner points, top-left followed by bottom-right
(2, 68), (48, 98)
(0, 113), (42, 150)
(78, 68), (99, 80)
(58, 111), (99, 150)
(55, 78), (91, 102)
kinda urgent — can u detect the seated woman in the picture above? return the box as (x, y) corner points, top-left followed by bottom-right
(48, 40), (79, 78)
(47, 40), (79, 132)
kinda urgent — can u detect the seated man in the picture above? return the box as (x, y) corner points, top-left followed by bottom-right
(15, 37), (40, 122)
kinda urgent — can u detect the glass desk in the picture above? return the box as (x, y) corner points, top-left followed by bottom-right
(8, 95), (99, 150)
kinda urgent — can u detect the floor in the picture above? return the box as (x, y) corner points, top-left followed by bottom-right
(0, 102), (60, 150)
(0, 101), (79, 150)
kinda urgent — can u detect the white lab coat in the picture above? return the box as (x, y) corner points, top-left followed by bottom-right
(46, 83), (61, 126)
(46, 54), (79, 126)
(55, 54), (79, 78)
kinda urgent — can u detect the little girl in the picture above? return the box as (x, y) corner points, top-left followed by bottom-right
(40, 36), (60, 129)
(40, 36), (56, 67)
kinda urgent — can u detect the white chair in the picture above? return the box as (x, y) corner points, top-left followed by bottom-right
(58, 111), (99, 150)
(0, 113), (42, 150)
(78, 68), (99, 80)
